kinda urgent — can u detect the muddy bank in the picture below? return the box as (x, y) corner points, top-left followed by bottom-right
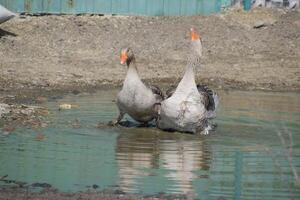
(0, 187), (193, 200)
(0, 100), (49, 134)
(0, 8), (299, 92)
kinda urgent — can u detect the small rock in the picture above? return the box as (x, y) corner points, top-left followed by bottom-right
(294, 20), (300, 27)
(59, 104), (72, 110)
(0, 103), (10, 118)
(40, 122), (48, 128)
(253, 21), (267, 29)
(71, 90), (80, 95)
(35, 133), (46, 141)
(59, 104), (79, 110)
(0, 175), (8, 180)
(20, 108), (34, 116)
(92, 184), (99, 189)
(114, 189), (125, 195)
(71, 119), (81, 129)
(31, 182), (51, 188)
(36, 96), (47, 103)
(3, 124), (15, 135)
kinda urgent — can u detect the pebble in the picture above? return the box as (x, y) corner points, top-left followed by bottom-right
(35, 133), (46, 141)
(31, 182), (52, 188)
(0, 103), (10, 118)
(253, 21), (267, 29)
(92, 184), (99, 189)
(20, 108), (34, 116)
(59, 104), (72, 110)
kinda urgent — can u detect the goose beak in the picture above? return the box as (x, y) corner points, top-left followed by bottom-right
(120, 51), (128, 65)
(190, 28), (201, 41)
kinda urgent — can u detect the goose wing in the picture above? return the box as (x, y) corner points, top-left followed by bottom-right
(197, 84), (218, 111)
(197, 85), (214, 111)
(166, 84), (218, 112)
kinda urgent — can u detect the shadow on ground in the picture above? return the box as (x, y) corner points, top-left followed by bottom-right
(0, 28), (17, 38)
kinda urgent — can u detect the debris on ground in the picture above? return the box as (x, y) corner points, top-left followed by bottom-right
(0, 103), (10, 118)
(71, 118), (81, 129)
(59, 104), (79, 110)
(253, 20), (268, 28)
(0, 186), (190, 200)
(35, 133), (47, 141)
(0, 103), (49, 133)
(59, 104), (72, 110)
(36, 96), (48, 104)
(31, 182), (52, 188)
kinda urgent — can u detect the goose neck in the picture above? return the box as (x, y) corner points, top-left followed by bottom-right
(127, 59), (138, 75)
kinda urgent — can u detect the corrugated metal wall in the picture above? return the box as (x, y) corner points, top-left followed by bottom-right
(0, 0), (234, 16)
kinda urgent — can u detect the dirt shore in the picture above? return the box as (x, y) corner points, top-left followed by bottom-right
(0, 187), (193, 200)
(0, 8), (299, 93)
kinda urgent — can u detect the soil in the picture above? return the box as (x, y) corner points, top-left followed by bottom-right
(0, 187), (194, 200)
(0, 8), (299, 94)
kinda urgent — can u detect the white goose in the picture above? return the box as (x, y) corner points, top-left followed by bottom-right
(157, 28), (218, 134)
(0, 4), (16, 24)
(111, 48), (164, 125)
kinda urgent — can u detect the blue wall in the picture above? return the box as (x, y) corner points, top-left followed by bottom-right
(0, 0), (234, 16)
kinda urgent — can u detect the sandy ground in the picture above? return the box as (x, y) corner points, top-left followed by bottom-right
(0, 8), (299, 93)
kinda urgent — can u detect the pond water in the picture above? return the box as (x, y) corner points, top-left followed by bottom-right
(0, 90), (299, 199)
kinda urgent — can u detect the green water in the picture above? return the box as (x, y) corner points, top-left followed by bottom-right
(0, 90), (299, 199)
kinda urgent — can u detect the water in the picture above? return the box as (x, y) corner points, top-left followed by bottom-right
(0, 90), (299, 199)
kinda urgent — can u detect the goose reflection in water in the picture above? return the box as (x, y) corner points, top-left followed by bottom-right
(115, 129), (211, 194)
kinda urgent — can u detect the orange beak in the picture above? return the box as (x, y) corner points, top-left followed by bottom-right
(120, 51), (128, 65)
(190, 28), (200, 41)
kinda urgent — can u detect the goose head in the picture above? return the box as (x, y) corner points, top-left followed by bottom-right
(190, 28), (203, 57)
(120, 48), (135, 66)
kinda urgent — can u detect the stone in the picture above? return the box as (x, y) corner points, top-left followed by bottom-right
(0, 103), (10, 118)
(253, 21), (267, 28)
